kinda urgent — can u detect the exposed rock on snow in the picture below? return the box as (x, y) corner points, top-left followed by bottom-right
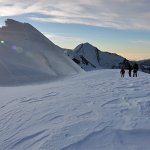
(67, 43), (125, 71)
(0, 19), (82, 85)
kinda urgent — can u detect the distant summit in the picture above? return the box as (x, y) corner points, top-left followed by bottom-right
(0, 19), (82, 85)
(67, 43), (125, 71)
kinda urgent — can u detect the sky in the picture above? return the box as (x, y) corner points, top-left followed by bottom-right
(0, 0), (150, 60)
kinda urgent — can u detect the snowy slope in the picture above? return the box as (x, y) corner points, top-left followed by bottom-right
(0, 69), (150, 150)
(67, 43), (125, 71)
(0, 19), (82, 85)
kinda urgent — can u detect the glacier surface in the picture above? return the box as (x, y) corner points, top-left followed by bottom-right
(0, 69), (150, 150)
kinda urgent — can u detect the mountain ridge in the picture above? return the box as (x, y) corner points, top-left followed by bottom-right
(0, 19), (83, 86)
(66, 42), (126, 71)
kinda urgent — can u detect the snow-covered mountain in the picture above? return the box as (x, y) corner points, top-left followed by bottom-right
(0, 19), (82, 86)
(0, 69), (150, 150)
(0, 20), (150, 149)
(67, 43), (125, 71)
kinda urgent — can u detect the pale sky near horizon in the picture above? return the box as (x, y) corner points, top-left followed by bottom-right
(0, 0), (150, 60)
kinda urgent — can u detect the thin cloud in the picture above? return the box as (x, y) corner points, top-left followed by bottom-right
(0, 0), (150, 30)
(131, 40), (150, 45)
(44, 32), (86, 42)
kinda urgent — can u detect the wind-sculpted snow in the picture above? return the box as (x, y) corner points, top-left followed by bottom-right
(0, 19), (82, 85)
(0, 70), (150, 150)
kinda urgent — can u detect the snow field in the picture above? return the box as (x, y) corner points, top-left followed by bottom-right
(0, 69), (150, 150)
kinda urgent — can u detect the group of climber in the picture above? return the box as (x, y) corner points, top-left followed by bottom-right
(120, 63), (139, 78)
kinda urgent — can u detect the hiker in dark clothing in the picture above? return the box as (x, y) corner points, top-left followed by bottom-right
(133, 63), (139, 77)
(128, 64), (133, 77)
(120, 66), (125, 78)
